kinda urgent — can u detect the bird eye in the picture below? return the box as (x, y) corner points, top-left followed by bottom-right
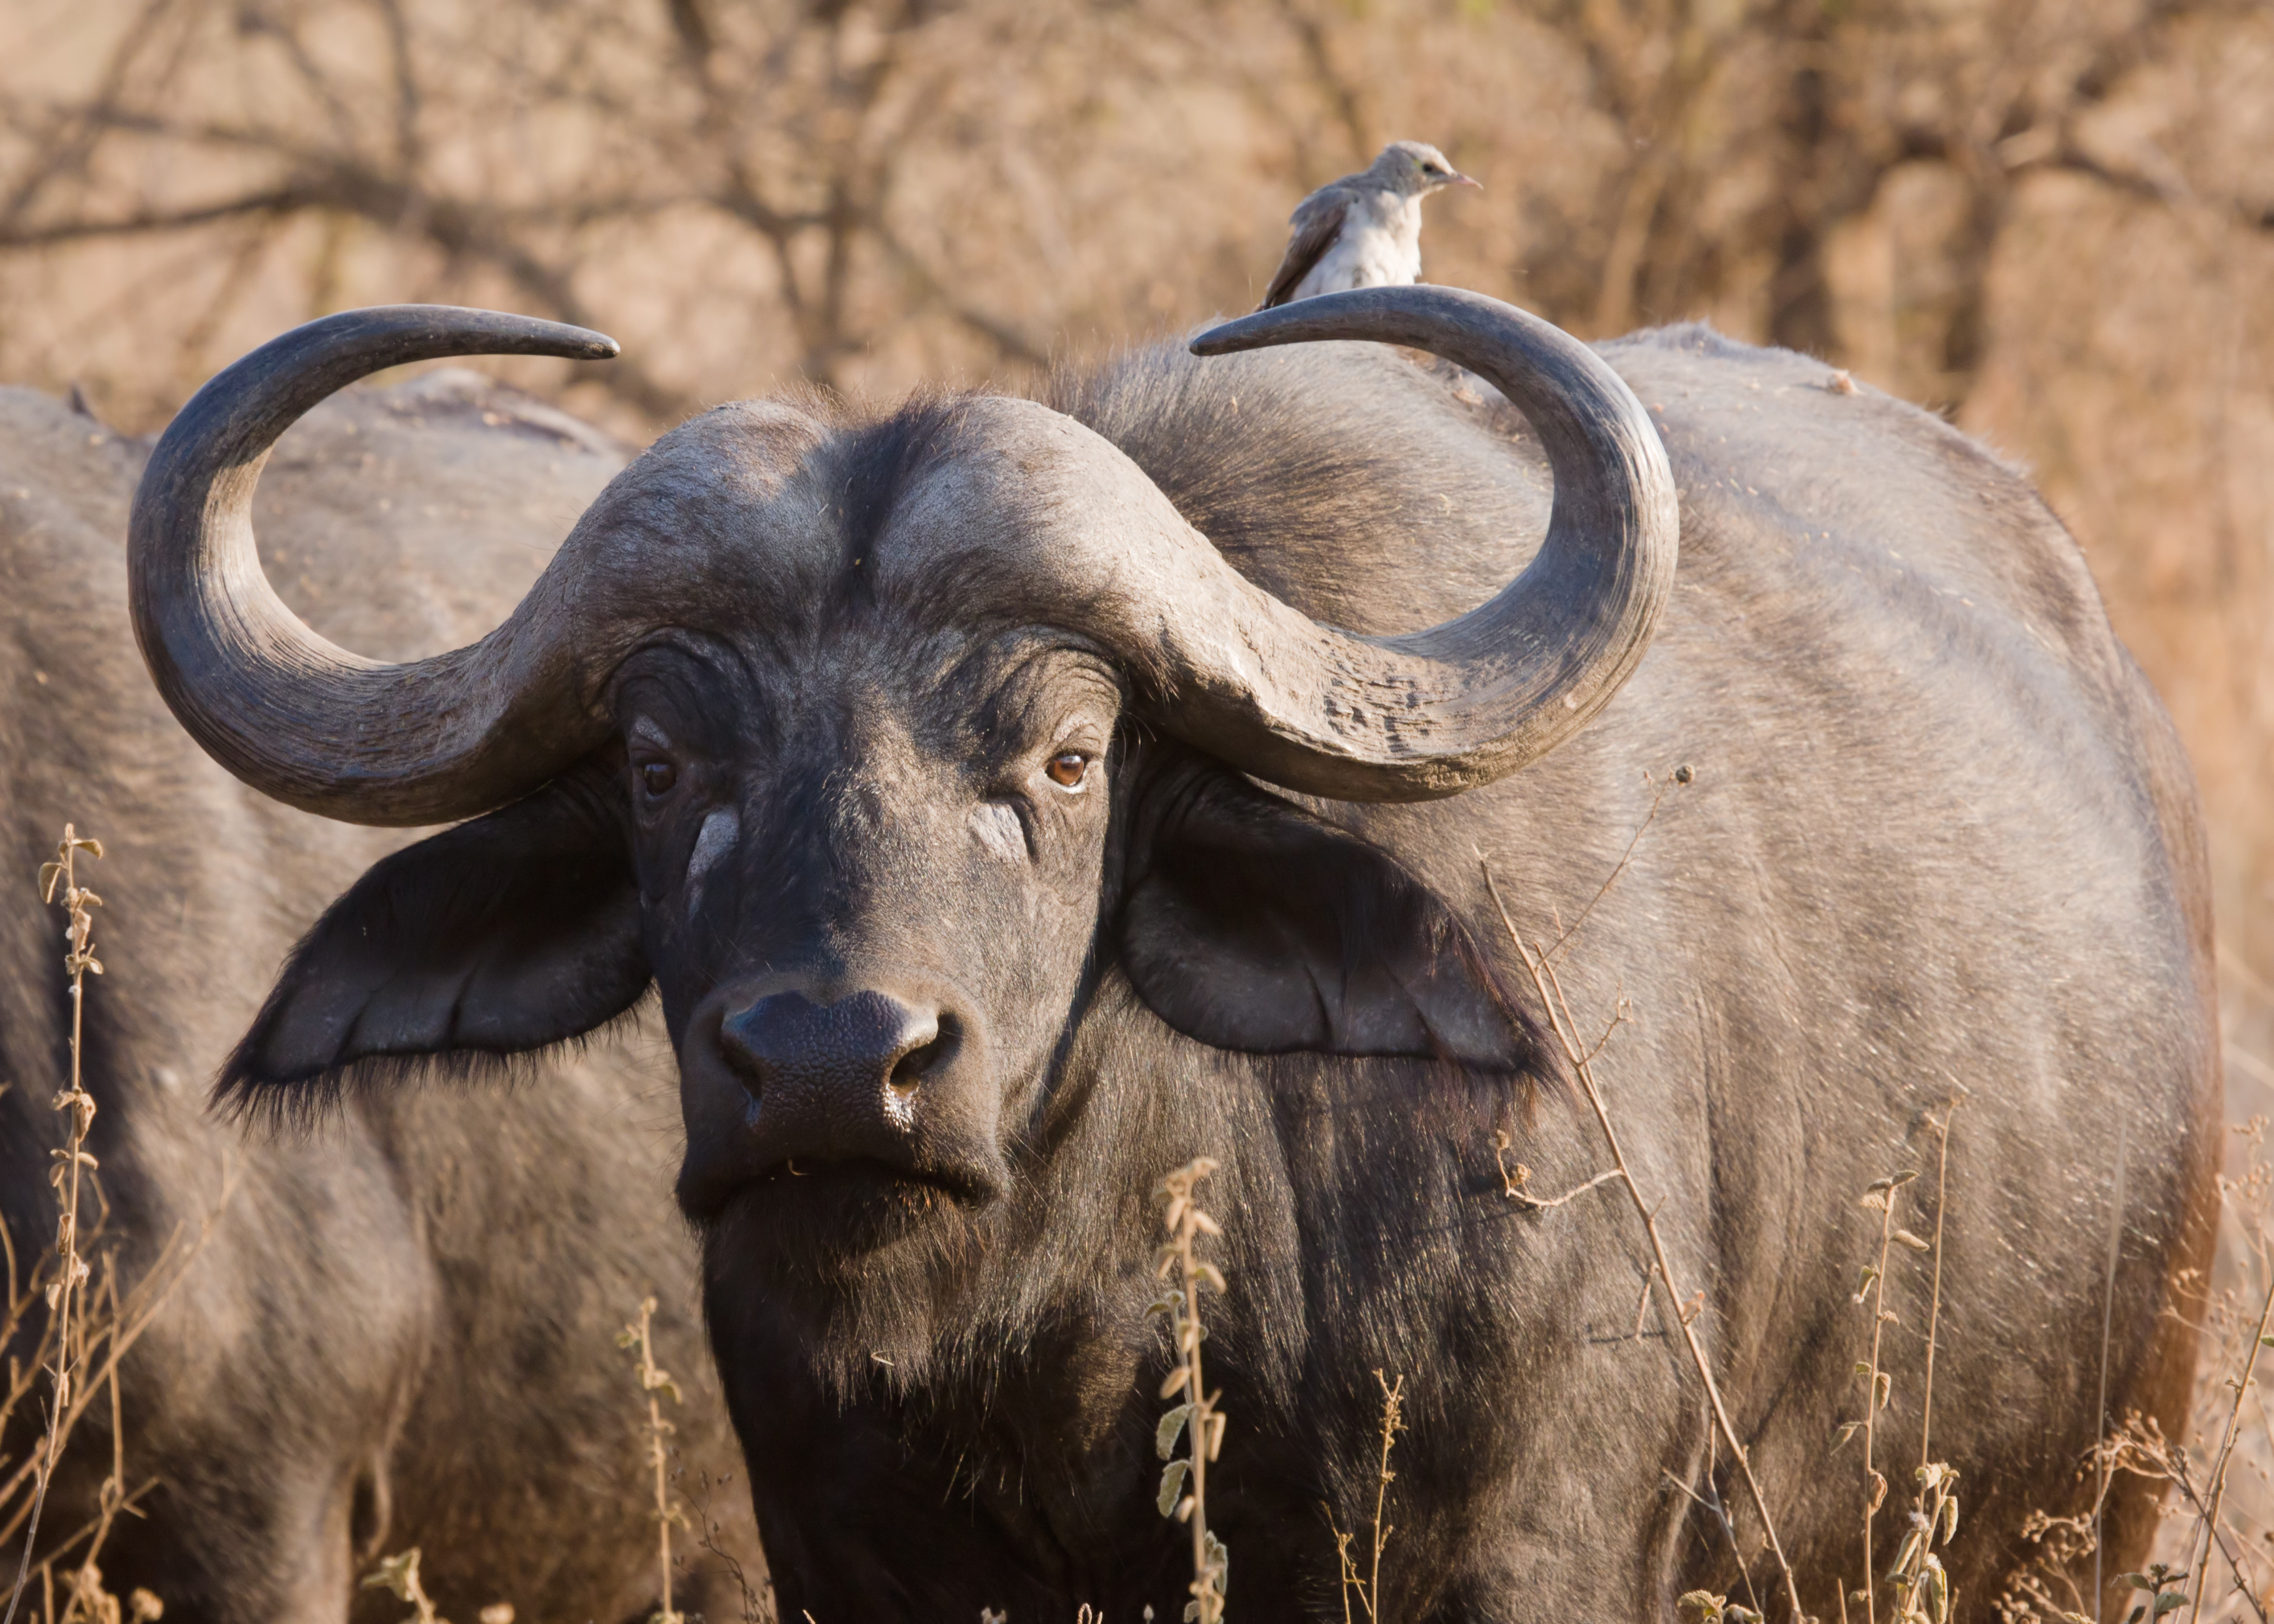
(1045, 752), (1089, 791)
(640, 761), (677, 797)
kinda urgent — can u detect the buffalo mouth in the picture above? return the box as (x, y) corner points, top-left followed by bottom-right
(679, 1146), (1000, 1240)
(751, 1154), (990, 1207)
(695, 1157), (1005, 1305)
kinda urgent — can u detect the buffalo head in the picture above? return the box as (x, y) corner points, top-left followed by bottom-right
(130, 289), (1676, 1294)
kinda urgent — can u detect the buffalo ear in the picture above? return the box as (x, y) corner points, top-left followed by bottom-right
(218, 757), (649, 1109)
(1115, 751), (1535, 1068)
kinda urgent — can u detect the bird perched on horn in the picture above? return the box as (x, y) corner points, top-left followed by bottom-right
(1257, 139), (1481, 310)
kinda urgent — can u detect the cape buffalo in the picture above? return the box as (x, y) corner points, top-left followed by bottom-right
(128, 291), (2215, 1620)
(1, 374), (758, 1622)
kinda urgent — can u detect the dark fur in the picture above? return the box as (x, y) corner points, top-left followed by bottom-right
(0, 376), (761, 1623)
(222, 330), (2216, 1619)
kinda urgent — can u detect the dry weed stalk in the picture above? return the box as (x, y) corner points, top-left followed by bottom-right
(1, 829), (230, 1624)
(2087, 1412), (2267, 1619)
(1847, 1166), (1919, 1621)
(2184, 1250), (2274, 1622)
(1330, 1371), (1405, 1624)
(690, 1471), (774, 1624)
(620, 1297), (688, 1624)
(5, 828), (105, 1624)
(1878, 1102), (1965, 1624)
(1837, 1128), (1965, 1624)
(1147, 1157), (1229, 1624)
(1479, 789), (1807, 1624)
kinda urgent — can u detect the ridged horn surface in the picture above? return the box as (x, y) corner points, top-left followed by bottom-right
(130, 305), (620, 825)
(1150, 284), (1679, 800)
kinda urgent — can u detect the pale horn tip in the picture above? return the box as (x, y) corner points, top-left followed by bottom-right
(1189, 285), (1504, 359)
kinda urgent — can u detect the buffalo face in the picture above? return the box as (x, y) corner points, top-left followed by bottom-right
(618, 621), (1124, 1246)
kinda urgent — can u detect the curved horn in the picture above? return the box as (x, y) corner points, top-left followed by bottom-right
(130, 305), (621, 827)
(1168, 285), (1678, 801)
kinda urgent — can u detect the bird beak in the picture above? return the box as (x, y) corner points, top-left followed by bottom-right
(1450, 171), (1483, 190)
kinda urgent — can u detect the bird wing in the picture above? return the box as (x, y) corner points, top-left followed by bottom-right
(1257, 190), (1350, 310)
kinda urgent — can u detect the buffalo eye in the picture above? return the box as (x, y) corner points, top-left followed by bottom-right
(1045, 752), (1089, 791)
(640, 761), (677, 797)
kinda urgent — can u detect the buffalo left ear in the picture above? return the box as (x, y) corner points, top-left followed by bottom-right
(1115, 751), (1535, 1068)
(218, 757), (650, 1106)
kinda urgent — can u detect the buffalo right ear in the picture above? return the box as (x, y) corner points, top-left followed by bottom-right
(1113, 746), (1538, 1071)
(218, 757), (649, 1110)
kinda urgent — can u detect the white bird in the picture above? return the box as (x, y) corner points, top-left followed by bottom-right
(1257, 140), (1481, 311)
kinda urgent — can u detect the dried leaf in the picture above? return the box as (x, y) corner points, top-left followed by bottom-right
(1157, 1458), (1189, 1517)
(1160, 1363), (1191, 1400)
(1923, 1561), (1949, 1624)
(1157, 1403), (1193, 1460)
(361, 1549), (422, 1601)
(1893, 1228), (1932, 1253)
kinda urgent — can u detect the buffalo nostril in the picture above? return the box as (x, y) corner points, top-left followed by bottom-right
(887, 1018), (956, 1098)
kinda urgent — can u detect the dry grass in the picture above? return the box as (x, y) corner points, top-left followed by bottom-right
(1148, 1156), (1230, 1624)
(1329, 1371), (1406, 1624)
(350, 1290), (765, 1624)
(2, 827), (223, 1624)
(619, 1295), (689, 1624)
(2092, 1119), (2274, 1623)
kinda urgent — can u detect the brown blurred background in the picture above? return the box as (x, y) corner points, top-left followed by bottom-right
(4, 0), (2271, 1094)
